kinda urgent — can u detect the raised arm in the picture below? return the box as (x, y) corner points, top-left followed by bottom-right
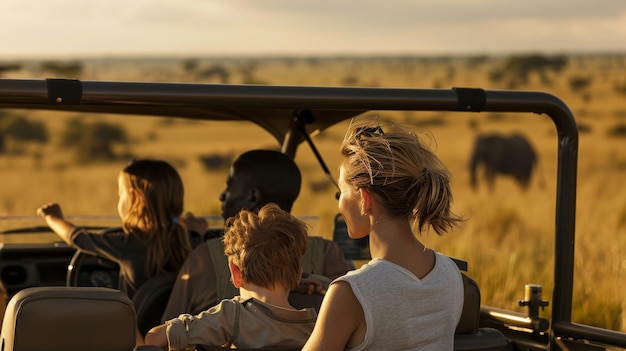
(36, 203), (76, 244)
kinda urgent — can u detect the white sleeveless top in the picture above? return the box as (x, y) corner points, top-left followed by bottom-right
(335, 252), (464, 351)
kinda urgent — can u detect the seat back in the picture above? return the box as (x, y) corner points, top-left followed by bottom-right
(0, 286), (136, 351)
(332, 213), (370, 261)
(456, 273), (481, 334)
(132, 272), (177, 336)
(454, 274), (508, 351)
(0, 281), (7, 335)
(137, 346), (301, 351)
(198, 347), (301, 351)
(332, 212), (507, 350)
(287, 290), (324, 313)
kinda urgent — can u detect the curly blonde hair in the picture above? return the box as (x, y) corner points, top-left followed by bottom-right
(223, 203), (308, 290)
(340, 118), (464, 235)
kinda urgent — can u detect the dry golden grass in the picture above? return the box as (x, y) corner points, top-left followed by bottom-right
(1, 54), (625, 330)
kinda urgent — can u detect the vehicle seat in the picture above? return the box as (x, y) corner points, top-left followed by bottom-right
(0, 286), (136, 351)
(132, 271), (177, 336)
(0, 281), (7, 335)
(287, 290), (324, 313)
(136, 346), (301, 351)
(333, 213), (507, 350)
(198, 347), (301, 351)
(454, 274), (508, 351)
(332, 213), (370, 261)
(456, 273), (480, 334)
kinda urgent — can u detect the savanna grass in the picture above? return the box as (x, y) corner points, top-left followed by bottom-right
(1, 54), (625, 331)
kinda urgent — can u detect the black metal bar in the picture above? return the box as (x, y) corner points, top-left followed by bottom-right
(296, 110), (340, 192)
(553, 322), (626, 349)
(481, 306), (550, 332)
(280, 112), (300, 159)
(1, 79), (460, 110)
(46, 78), (82, 104)
(0, 78), (607, 347)
(0, 79), (577, 114)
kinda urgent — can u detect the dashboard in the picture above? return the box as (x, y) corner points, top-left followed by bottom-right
(0, 242), (119, 298)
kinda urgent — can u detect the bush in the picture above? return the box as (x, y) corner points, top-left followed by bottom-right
(606, 123), (626, 138)
(613, 82), (626, 95)
(491, 54), (568, 87)
(61, 117), (127, 163)
(198, 152), (233, 171)
(0, 112), (48, 153)
(40, 60), (83, 77)
(0, 62), (22, 76)
(569, 75), (593, 92)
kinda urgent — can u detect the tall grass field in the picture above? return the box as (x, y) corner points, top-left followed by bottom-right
(1, 54), (625, 331)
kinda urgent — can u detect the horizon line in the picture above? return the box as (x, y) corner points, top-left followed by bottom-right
(3, 49), (626, 62)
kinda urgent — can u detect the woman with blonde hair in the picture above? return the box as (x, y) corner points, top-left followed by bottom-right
(303, 119), (465, 351)
(37, 159), (192, 297)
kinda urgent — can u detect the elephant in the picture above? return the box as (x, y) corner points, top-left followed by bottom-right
(469, 133), (537, 191)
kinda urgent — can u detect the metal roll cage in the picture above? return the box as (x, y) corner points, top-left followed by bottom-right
(1, 78), (624, 349)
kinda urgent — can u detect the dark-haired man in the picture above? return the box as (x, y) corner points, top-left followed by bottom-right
(160, 149), (353, 322)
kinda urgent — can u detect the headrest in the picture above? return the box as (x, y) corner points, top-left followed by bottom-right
(455, 273), (481, 334)
(1, 287), (136, 351)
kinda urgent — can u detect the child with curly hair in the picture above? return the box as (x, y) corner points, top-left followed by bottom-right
(144, 203), (316, 350)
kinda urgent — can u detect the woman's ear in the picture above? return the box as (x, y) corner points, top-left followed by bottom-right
(359, 188), (372, 215)
(228, 261), (243, 289)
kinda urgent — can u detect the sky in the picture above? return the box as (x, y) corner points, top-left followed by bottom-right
(2, 0), (626, 59)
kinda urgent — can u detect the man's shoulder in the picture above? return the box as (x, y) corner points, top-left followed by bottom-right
(183, 237), (219, 262)
(306, 235), (332, 245)
(205, 236), (225, 249)
(305, 236), (342, 259)
(307, 235), (342, 251)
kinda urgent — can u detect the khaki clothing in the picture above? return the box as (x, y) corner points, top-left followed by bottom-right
(161, 236), (353, 322)
(166, 296), (317, 350)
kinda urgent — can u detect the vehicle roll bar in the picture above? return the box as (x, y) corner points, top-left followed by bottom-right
(2, 78), (622, 348)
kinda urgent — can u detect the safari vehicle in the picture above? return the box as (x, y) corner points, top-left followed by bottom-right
(0, 78), (625, 351)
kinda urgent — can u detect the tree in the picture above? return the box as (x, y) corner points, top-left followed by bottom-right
(0, 62), (22, 77)
(504, 54), (567, 80)
(181, 58), (199, 72)
(0, 112), (48, 154)
(198, 64), (230, 83)
(568, 75), (593, 93)
(61, 117), (127, 163)
(492, 54), (568, 88)
(40, 61), (83, 77)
